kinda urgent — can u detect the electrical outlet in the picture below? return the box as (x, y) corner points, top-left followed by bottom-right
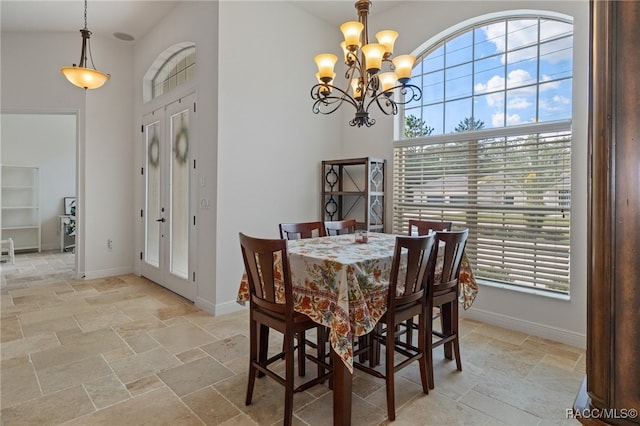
(107, 239), (113, 250)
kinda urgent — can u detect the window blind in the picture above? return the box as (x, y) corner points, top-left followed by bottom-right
(393, 121), (571, 293)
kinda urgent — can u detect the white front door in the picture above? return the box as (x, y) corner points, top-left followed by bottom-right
(141, 94), (196, 301)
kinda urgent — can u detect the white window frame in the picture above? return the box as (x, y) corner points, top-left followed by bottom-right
(394, 13), (573, 295)
(143, 42), (196, 103)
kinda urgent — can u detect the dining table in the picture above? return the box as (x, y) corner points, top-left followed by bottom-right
(237, 232), (477, 425)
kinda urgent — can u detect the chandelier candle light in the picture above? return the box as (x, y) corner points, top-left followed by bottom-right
(60, 0), (110, 89)
(311, 0), (421, 127)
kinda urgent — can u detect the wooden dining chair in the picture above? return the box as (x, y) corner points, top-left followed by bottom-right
(239, 233), (331, 426)
(353, 233), (436, 421)
(408, 219), (453, 235)
(278, 221), (326, 240)
(404, 219), (453, 345)
(324, 219), (357, 236)
(278, 221), (330, 377)
(426, 229), (469, 389)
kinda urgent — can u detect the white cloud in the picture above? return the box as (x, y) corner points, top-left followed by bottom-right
(506, 69), (536, 89)
(506, 113), (523, 126)
(483, 22), (507, 53)
(540, 95), (570, 111)
(492, 113), (504, 127)
(539, 75), (562, 91)
(507, 97), (531, 110)
(482, 19), (572, 65)
(476, 69), (537, 109)
(492, 112), (527, 127)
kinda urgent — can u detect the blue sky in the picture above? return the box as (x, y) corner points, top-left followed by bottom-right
(406, 18), (573, 134)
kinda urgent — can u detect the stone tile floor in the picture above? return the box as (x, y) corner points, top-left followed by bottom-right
(0, 251), (583, 425)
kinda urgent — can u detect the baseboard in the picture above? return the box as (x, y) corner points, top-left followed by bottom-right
(82, 266), (133, 280)
(461, 307), (586, 349)
(195, 296), (216, 315)
(214, 299), (246, 316)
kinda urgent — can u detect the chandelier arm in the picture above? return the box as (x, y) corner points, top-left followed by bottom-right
(86, 36), (94, 69)
(311, 84), (359, 115)
(364, 82), (423, 116)
(395, 83), (423, 105)
(311, 83), (359, 109)
(344, 52), (363, 77)
(78, 30), (89, 68)
(364, 92), (397, 116)
(86, 37), (100, 71)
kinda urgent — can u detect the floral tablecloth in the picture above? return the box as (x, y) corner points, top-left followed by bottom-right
(237, 232), (477, 372)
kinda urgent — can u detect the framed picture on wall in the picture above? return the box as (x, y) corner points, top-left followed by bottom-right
(64, 197), (76, 215)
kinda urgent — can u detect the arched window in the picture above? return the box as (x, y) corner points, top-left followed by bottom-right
(393, 13), (573, 294)
(143, 43), (196, 103)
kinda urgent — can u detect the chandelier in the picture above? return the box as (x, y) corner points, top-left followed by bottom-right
(60, 0), (110, 90)
(310, 0), (421, 128)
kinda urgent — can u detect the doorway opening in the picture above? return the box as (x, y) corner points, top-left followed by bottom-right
(1, 112), (79, 276)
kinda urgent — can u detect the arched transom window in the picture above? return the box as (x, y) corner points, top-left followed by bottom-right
(152, 45), (196, 99)
(143, 43), (196, 103)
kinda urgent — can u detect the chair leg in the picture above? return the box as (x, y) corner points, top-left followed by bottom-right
(317, 326), (327, 381)
(417, 312), (429, 394)
(426, 305), (435, 390)
(284, 331), (295, 426)
(441, 302), (453, 360)
(370, 323), (382, 367)
(405, 317), (414, 347)
(257, 324), (269, 378)
(452, 302), (462, 371)
(298, 331), (306, 377)
(246, 319), (258, 405)
(385, 323), (396, 422)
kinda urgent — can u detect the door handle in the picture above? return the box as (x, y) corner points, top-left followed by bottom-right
(156, 218), (165, 223)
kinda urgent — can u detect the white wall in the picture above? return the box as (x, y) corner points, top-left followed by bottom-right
(215, 1), (343, 313)
(1, 30), (136, 278)
(1, 114), (76, 250)
(338, 1), (589, 347)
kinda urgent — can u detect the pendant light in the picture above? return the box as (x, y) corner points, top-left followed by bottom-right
(60, 0), (110, 89)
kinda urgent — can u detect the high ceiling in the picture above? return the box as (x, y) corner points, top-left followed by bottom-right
(0, 1), (402, 43)
(0, 1), (183, 42)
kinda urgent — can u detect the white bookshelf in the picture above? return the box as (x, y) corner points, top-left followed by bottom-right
(1, 165), (41, 252)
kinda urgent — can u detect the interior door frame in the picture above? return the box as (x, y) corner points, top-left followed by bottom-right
(1, 108), (82, 278)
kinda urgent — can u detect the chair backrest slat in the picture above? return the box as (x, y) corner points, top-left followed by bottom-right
(388, 233), (436, 310)
(324, 219), (357, 236)
(239, 233), (292, 315)
(279, 221), (326, 240)
(408, 219), (453, 236)
(432, 229), (469, 291)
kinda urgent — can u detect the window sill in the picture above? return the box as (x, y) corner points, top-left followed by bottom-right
(476, 278), (571, 301)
